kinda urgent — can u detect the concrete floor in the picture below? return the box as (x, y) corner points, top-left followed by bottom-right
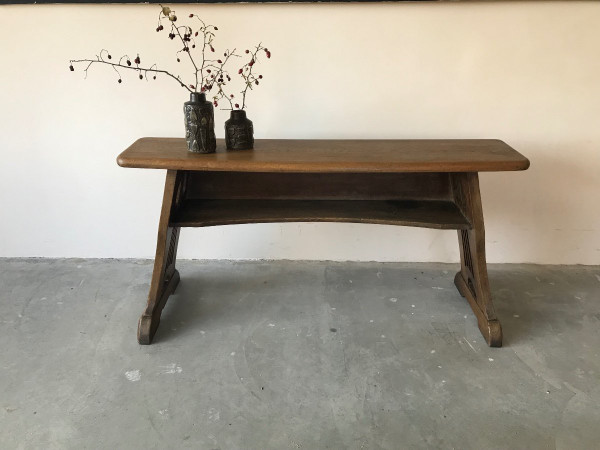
(1, 259), (599, 450)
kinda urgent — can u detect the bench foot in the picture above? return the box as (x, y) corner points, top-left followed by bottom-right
(138, 270), (180, 345)
(455, 271), (502, 347)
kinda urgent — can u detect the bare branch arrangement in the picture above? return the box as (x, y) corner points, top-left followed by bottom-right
(69, 5), (271, 110)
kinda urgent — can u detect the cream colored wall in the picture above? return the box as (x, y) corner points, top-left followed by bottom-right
(0, 2), (599, 263)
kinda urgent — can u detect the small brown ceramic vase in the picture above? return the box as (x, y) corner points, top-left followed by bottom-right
(225, 110), (254, 150)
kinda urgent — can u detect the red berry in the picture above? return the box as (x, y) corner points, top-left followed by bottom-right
(230, 94), (234, 98)
(210, 46), (215, 52)
(249, 60), (254, 67)
(159, 25), (164, 31)
(127, 60), (131, 66)
(190, 84), (195, 89)
(238, 69), (243, 74)
(217, 59), (222, 64)
(69, 64), (74, 71)
(245, 49), (249, 54)
(258, 75), (263, 79)
(189, 14), (194, 18)
(207, 69), (211, 73)
(213, 101), (218, 107)
(214, 26), (218, 30)
(235, 103), (239, 108)
(135, 56), (140, 64)
(195, 32), (199, 37)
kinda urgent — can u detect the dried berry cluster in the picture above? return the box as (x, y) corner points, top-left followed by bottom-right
(69, 5), (271, 110)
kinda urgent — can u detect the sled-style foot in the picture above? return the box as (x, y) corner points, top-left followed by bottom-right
(454, 271), (502, 347)
(138, 270), (180, 345)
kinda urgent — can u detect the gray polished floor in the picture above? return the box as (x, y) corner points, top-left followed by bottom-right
(1, 259), (599, 449)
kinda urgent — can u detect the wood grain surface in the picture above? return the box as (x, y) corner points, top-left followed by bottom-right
(117, 138), (530, 173)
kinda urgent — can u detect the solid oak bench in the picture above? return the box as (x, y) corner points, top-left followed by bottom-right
(118, 138), (529, 347)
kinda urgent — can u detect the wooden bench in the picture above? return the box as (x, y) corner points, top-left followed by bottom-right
(118, 138), (529, 346)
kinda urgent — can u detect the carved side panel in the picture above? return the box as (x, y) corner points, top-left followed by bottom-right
(165, 228), (180, 278)
(460, 229), (478, 305)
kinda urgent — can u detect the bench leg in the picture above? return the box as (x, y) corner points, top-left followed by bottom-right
(138, 170), (184, 345)
(451, 173), (502, 347)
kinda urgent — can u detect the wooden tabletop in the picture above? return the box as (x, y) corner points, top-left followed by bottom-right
(117, 138), (529, 173)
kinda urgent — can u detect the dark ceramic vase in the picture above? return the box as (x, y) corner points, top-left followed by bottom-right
(225, 110), (254, 150)
(183, 92), (216, 153)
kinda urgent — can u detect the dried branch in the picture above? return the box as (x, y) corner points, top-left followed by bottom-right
(237, 43), (271, 110)
(70, 53), (192, 92)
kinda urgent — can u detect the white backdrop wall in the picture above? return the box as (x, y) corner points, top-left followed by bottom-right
(0, 2), (599, 264)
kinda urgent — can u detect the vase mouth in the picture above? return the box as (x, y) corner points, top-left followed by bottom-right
(230, 109), (247, 118)
(189, 92), (206, 102)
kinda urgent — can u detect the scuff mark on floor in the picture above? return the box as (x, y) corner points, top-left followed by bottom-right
(463, 338), (477, 353)
(160, 364), (182, 374)
(125, 370), (141, 382)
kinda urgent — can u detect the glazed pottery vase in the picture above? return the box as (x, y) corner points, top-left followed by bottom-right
(183, 92), (216, 153)
(225, 110), (254, 150)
